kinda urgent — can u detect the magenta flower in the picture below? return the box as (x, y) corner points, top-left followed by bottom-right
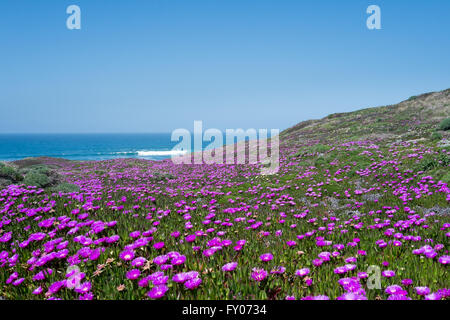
(415, 286), (430, 296)
(172, 272), (188, 283)
(251, 268), (268, 281)
(138, 276), (151, 287)
(74, 281), (91, 294)
(259, 253), (273, 262)
(424, 292), (442, 300)
(131, 257), (147, 268)
(153, 242), (165, 250)
(312, 259), (324, 267)
(153, 255), (168, 265)
(119, 249), (135, 261)
(222, 262), (238, 272)
(147, 285), (168, 299)
(185, 277), (202, 289)
(152, 275), (169, 285)
(171, 255), (186, 265)
(385, 285), (406, 295)
(337, 292), (367, 300)
(295, 268), (310, 277)
(32, 286), (43, 295)
(381, 270), (395, 278)
(401, 279), (413, 286)
(357, 272), (368, 279)
(438, 255), (449, 265)
(126, 269), (141, 280)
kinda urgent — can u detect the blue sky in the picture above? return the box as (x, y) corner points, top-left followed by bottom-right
(0, 0), (449, 133)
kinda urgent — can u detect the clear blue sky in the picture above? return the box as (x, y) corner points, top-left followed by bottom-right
(1, 0), (449, 133)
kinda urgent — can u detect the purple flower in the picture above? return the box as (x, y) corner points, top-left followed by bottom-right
(131, 257), (147, 268)
(119, 249), (135, 261)
(222, 262), (238, 272)
(336, 292), (367, 300)
(152, 275), (169, 285)
(74, 281), (91, 294)
(171, 255), (186, 265)
(438, 255), (449, 265)
(138, 276), (151, 287)
(425, 292), (442, 300)
(153, 242), (165, 250)
(385, 285), (406, 295)
(153, 255), (168, 265)
(185, 277), (202, 289)
(147, 285), (168, 299)
(259, 253), (273, 262)
(381, 270), (395, 278)
(415, 286), (430, 296)
(401, 279), (413, 286)
(126, 269), (141, 280)
(32, 286), (43, 295)
(295, 268), (310, 277)
(172, 272), (188, 283)
(312, 259), (324, 267)
(251, 268), (268, 282)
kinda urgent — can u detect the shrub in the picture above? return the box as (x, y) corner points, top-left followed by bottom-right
(431, 131), (443, 141)
(19, 164), (49, 175)
(0, 165), (23, 182)
(439, 118), (450, 131)
(23, 171), (50, 188)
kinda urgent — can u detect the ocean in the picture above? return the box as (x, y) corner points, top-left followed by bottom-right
(0, 133), (186, 161)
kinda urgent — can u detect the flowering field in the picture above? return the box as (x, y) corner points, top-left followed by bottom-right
(1, 92), (449, 300)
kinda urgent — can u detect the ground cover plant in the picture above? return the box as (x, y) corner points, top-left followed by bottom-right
(0, 89), (449, 300)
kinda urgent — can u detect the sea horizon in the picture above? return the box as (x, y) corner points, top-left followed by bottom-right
(0, 132), (272, 162)
(0, 133), (185, 161)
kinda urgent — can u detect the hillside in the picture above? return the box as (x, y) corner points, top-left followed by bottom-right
(282, 88), (450, 145)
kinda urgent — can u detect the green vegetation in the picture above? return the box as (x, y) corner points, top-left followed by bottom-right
(431, 131), (443, 141)
(439, 118), (450, 131)
(23, 170), (50, 188)
(0, 165), (22, 182)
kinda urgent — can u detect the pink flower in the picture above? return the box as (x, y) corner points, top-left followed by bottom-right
(259, 253), (273, 262)
(147, 285), (168, 299)
(153, 242), (165, 250)
(295, 268), (310, 277)
(251, 268), (268, 281)
(185, 277), (202, 289)
(222, 262), (238, 272)
(126, 269), (141, 280)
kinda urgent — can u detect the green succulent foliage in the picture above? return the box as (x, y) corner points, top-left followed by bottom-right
(0, 165), (23, 182)
(23, 170), (50, 188)
(431, 131), (443, 141)
(439, 118), (450, 131)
